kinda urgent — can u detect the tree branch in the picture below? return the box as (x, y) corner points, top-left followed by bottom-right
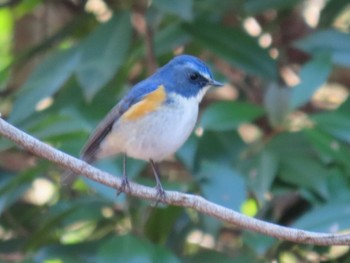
(0, 117), (349, 246)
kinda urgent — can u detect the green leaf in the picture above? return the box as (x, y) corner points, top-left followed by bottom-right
(0, 239), (27, 255)
(290, 54), (332, 109)
(0, 9), (13, 70)
(319, 0), (350, 27)
(185, 22), (278, 79)
(144, 206), (182, 243)
(295, 29), (350, 67)
(153, 245), (180, 263)
(51, 198), (109, 226)
(0, 68), (10, 92)
(196, 131), (245, 167)
(199, 162), (246, 211)
(279, 157), (329, 199)
(154, 23), (191, 55)
(326, 169), (350, 201)
(249, 150), (278, 205)
(14, 0), (42, 16)
(266, 133), (330, 198)
(25, 113), (89, 141)
(35, 242), (100, 263)
(187, 250), (233, 263)
(0, 174), (31, 215)
(9, 48), (79, 124)
(200, 101), (264, 131)
(0, 137), (13, 151)
(0, 166), (44, 215)
(26, 206), (79, 250)
(152, 0), (193, 21)
(243, 232), (276, 256)
(244, 0), (302, 14)
(266, 132), (312, 157)
(293, 201), (350, 232)
(264, 83), (290, 128)
(304, 129), (350, 171)
(97, 235), (179, 263)
(311, 100), (350, 143)
(177, 134), (199, 171)
(76, 13), (132, 100)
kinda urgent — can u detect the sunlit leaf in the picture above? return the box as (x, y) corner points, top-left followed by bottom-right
(290, 54), (332, 109)
(0, 9), (13, 70)
(319, 0), (350, 27)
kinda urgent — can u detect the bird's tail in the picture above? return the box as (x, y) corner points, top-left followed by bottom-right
(61, 156), (95, 187)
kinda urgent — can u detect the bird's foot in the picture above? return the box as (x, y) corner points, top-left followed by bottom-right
(151, 184), (166, 207)
(116, 176), (130, 196)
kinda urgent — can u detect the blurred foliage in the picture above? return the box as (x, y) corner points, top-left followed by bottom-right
(1, 0), (350, 262)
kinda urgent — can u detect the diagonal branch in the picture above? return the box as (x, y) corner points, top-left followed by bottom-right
(0, 117), (349, 246)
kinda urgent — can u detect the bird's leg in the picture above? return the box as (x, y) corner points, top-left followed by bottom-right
(117, 153), (130, 195)
(150, 159), (166, 202)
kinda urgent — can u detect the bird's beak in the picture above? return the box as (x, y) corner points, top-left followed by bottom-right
(209, 79), (224, 87)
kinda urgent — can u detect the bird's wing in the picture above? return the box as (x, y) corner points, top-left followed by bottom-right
(80, 101), (127, 163)
(80, 83), (166, 162)
(61, 102), (128, 185)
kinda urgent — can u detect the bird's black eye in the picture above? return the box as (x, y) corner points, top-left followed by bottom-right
(189, 72), (199, 81)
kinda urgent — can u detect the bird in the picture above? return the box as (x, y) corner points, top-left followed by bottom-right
(65, 54), (223, 200)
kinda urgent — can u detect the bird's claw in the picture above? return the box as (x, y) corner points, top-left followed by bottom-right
(116, 176), (130, 196)
(152, 184), (166, 207)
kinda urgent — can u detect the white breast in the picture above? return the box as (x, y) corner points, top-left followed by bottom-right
(97, 93), (199, 161)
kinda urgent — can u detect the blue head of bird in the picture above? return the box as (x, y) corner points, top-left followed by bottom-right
(155, 55), (223, 102)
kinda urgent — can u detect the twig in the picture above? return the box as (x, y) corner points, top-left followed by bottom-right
(0, 117), (350, 246)
(144, 24), (157, 75)
(131, 0), (157, 74)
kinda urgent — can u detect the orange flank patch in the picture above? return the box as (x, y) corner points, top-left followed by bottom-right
(121, 85), (166, 121)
